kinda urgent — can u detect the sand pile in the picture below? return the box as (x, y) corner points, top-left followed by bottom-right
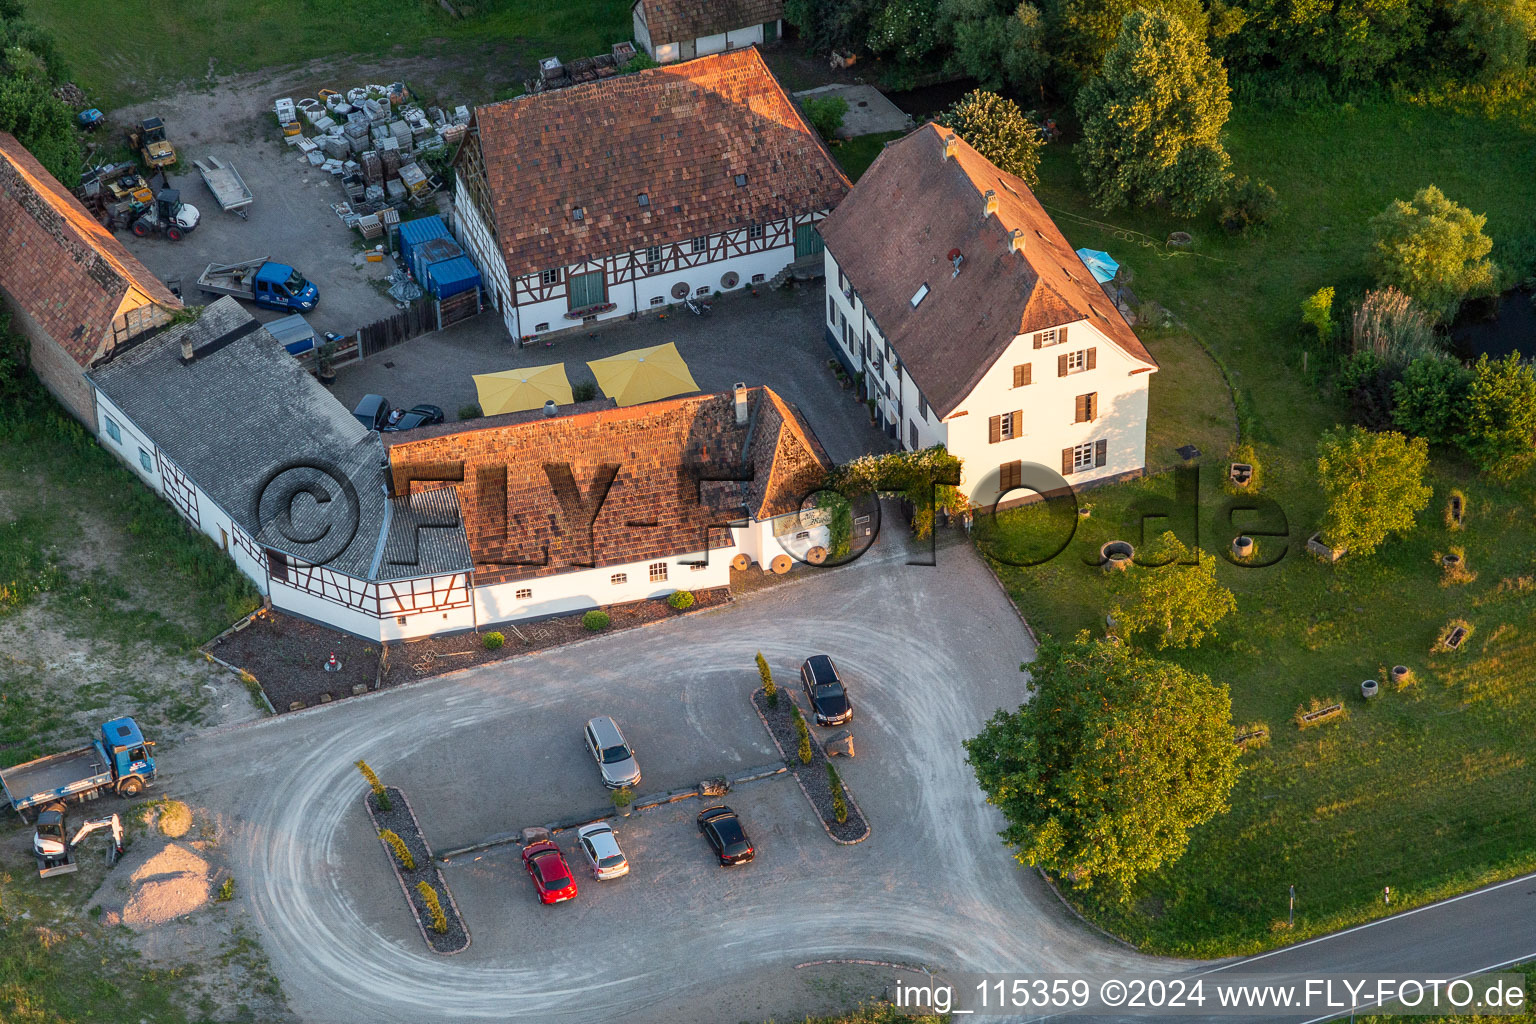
(122, 842), (210, 929)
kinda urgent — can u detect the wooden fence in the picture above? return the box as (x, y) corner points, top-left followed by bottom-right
(358, 301), (438, 358)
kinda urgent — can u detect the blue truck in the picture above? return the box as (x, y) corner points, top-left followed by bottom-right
(197, 257), (319, 312)
(0, 717), (156, 821)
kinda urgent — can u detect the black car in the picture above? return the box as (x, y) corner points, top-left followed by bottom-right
(697, 805), (754, 865)
(381, 404), (446, 432)
(800, 655), (852, 726)
(352, 394), (391, 431)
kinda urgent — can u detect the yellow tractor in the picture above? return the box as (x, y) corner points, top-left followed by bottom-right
(126, 116), (176, 169)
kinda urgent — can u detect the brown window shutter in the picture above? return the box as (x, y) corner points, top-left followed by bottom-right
(1061, 447), (1073, 476)
(1095, 439), (1108, 467)
(1013, 364), (1031, 388)
(1088, 392), (1098, 421)
(1059, 325), (1069, 345)
(989, 415), (1001, 443)
(1021, 363), (1031, 385)
(1001, 461), (1021, 491)
(1074, 395), (1087, 423)
(1057, 353), (1069, 377)
(1010, 410), (1022, 437)
(1086, 346), (1097, 370)
(1032, 332), (1043, 349)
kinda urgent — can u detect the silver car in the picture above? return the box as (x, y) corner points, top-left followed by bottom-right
(583, 716), (641, 789)
(576, 822), (630, 879)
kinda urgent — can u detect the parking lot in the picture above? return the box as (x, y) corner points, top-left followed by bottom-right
(334, 283), (889, 464)
(168, 531), (1164, 1024)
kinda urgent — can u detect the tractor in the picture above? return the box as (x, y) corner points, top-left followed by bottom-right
(126, 116), (176, 168)
(33, 804), (125, 878)
(131, 189), (200, 241)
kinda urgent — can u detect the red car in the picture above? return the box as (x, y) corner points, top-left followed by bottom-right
(522, 837), (578, 905)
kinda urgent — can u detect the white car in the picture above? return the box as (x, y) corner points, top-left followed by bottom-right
(576, 822), (630, 880)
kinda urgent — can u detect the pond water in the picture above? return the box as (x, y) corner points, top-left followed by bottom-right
(1450, 287), (1536, 361)
(883, 78), (980, 120)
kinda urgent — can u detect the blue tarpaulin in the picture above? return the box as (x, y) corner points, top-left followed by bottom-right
(398, 215), (453, 281)
(1075, 248), (1119, 284)
(426, 256), (482, 299)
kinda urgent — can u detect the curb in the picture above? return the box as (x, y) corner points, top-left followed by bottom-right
(750, 687), (870, 846)
(199, 649), (277, 715)
(364, 786), (470, 955)
(1034, 866), (1140, 953)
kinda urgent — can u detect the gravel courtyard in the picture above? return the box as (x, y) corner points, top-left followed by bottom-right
(164, 530), (1162, 1024)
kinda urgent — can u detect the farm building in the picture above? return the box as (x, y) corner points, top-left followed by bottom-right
(452, 47), (848, 342)
(632, 0), (785, 63)
(0, 131), (180, 424)
(818, 125), (1158, 509)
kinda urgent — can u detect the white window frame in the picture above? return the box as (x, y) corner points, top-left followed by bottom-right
(611, 573), (627, 585)
(1072, 442), (1095, 472)
(540, 268), (561, 286)
(691, 235), (708, 253)
(1065, 349), (1087, 374)
(748, 222), (764, 240)
(515, 587), (533, 600)
(648, 562), (668, 582)
(998, 414), (1016, 440)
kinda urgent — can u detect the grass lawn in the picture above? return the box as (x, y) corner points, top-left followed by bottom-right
(831, 130), (906, 181)
(34, 0), (633, 107)
(975, 95), (1536, 957)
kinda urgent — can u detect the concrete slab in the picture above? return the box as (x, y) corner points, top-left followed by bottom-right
(792, 84), (914, 138)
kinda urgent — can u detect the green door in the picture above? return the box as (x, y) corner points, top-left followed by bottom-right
(568, 270), (606, 310)
(794, 223), (824, 259)
(763, 20), (778, 43)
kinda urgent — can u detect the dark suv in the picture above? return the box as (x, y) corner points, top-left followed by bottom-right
(799, 655), (852, 726)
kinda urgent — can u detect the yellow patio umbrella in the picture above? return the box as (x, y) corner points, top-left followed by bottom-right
(472, 363), (573, 415)
(586, 343), (699, 407)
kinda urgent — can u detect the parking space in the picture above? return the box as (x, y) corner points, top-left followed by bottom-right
(169, 532), (1163, 1023)
(334, 282), (889, 463)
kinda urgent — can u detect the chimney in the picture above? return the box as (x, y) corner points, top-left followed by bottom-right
(942, 133), (958, 160)
(542, 399), (558, 418)
(1008, 228), (1026, 255)
(983, 189), (998, 219)
(179, 336), (194, 363)
(734, 382), (749, 425)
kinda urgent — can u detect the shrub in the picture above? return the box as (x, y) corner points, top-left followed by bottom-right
(1392, 356), (1472, 444)
(757, 651), (778, 708)
(801, 94), (849, 140)
(1300, 286), (1334, 346)
(1457, 352), (1536, 477)
(457, 403), (482, 420)
(1351, 287), (1440, 365)
(379, 829), (416, 871)
(481, 631), (504, 651)
(572, 381), (598, 402)
(1369, 185), (1496, 320)
(792, 706), (813, 764)
(1339, 351), (1401, 430)
(620, 52), (660, 74)
(667, 589), (695, 611)
(582, 610), (611, 631)
(355, 759), (390, 811)
(216, 877), (236, 902)
(415, 881), (448, 934)
(1220, 177), (1279, 235)
(1110, 532), (1236, 649)
(827, 764), (849, 824)
(612, 786), (634, 808)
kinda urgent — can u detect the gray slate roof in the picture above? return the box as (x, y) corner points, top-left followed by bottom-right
(89, 297), (472, 581)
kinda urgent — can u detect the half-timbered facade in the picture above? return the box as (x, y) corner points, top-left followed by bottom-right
(452, 47), (848, 341)
(0, 131), (180, 424)
(632, 0), (785, 63)
(818, 125), (1159, 509)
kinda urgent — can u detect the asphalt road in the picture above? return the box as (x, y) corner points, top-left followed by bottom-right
(167, 531), (1165, 1024)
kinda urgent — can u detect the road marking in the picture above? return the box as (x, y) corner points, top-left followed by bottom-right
(1291, 951), (1536, 1024)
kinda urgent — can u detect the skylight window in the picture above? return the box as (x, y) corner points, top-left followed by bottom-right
(637, 193), (649, 207)
(910, 283), (930, 308)
(572, 206), (585, 221)
(734, 173), (748, 187)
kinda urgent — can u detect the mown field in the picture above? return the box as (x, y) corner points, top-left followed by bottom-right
(34, 0), (633, 107)
(976, 93), (1536, 956)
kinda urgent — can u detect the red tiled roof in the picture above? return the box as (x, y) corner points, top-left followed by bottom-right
(818, 124), (1156, 419)
(385, 386), (830, 584)
(636, 0), (785, 44)
(0, 132), (180, 367)
(468, 48), (849, 274)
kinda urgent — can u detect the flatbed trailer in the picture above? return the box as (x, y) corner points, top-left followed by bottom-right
(193, 156), (253, 219)
(0, 717), (156, 822)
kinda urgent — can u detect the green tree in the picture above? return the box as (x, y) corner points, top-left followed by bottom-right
(0, 6), (80, 187)
(946, 0), (1049, 93)
(1217, 0), (1426, 87)
(801, 95), (849, 141)
(1075, 8), (1232, 216)
(784, 0), (882, 52)
(1315, 426), (1431, 556)
(866, 0), (947, 69)
(1300, 286), (1334, 345)
(935, 89), (1042, 185)
(1391, 356), (1471, 445)
(1457, 352), (1536, 477)
(963, 634), (1239, 896)
(1111, 532), (1236, 649)
(1050, 0), (1210, 82)
(1447, 0), (1536, 81)
(1369, 185), (1496, 321)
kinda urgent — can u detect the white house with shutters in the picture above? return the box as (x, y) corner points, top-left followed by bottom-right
(817, 125), (1158, 509)
(452, 47), (848, 342)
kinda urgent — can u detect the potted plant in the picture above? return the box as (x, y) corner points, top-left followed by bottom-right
(612, 786), (635, 818)
(316, 339), (338, 386)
